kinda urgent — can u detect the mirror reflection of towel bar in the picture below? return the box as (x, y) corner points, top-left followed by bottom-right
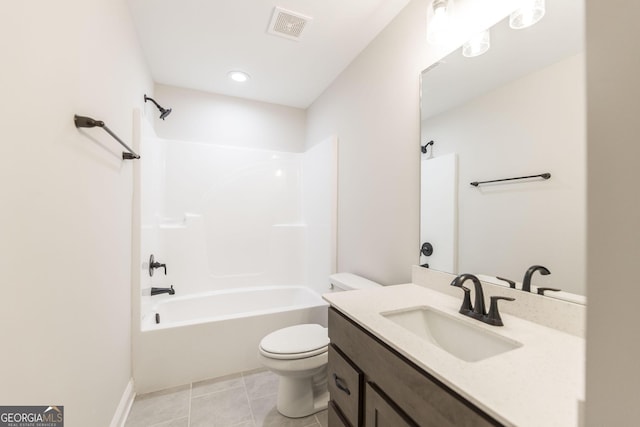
(470, 173), (550, 187)
(74, 115), (140, 160)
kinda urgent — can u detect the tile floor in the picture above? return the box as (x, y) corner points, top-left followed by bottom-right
(124, 369), (328, 427)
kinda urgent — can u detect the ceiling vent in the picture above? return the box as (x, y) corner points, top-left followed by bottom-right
(267, 7), (312, 41)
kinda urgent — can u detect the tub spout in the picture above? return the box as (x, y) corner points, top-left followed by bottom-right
(151, 285), (175, 296)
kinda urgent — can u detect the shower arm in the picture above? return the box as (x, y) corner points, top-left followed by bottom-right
(143, 95), (163, 110)
(143, 94), (171, 119)
(74, 115), (140, 160)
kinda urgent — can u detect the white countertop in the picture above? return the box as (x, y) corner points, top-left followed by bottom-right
(323, 283), (585, 427)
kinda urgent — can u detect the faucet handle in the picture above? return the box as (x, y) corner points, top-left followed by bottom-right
(537, 287), (561, 295)
(496, 276), (516, 289)
(149, 254), (167, 276)
(458, 285), (473, 315)
(485, 296), (515, 327)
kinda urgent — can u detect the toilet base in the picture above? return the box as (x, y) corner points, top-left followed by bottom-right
(276, 369), (329, 418)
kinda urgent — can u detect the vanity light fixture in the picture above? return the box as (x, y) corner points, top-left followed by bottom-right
(509, 0), (546, 29)
(228, 71), (250, 83)
(462, 29), (490, 58)
(427, 0), (452, 45)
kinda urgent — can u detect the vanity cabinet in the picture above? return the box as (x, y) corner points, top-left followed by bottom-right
(327, 307), (503, 427)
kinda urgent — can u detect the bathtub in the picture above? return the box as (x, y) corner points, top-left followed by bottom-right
(133, 286), (329, 393)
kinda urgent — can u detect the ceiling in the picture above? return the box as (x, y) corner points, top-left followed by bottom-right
(127, 0), (411, 109)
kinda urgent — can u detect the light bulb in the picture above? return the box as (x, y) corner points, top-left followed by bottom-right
(427, 0), (451, 45)
(228, 71), (250, 83)
(510, 0), (545, 29)
(462, 29), (490, 58)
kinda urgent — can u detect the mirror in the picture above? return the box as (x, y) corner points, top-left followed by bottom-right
(420, 0), (586, 302)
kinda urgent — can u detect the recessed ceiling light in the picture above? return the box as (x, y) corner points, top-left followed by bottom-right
(228, 71), (250, 83)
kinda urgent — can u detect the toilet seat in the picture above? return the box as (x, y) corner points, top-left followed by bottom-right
(259, 324), (329, 360)
(259, 345), (328, 360)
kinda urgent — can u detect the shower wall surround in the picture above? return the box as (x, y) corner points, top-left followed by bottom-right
(140, 126), (337, 297)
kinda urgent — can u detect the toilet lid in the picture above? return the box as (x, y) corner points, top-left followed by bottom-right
(260, 324), (329, 355)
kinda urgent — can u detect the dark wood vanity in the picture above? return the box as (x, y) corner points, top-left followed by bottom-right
(327, 307), (504, 427)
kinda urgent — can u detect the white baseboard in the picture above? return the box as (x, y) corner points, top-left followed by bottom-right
(110, 378), (135, 427)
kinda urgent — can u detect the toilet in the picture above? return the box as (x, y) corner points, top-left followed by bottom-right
(258, 273), (381, 418)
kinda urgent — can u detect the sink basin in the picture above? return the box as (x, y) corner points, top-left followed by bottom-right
(381, 307), (522, 362)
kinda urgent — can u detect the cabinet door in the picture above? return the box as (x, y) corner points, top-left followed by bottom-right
(329, 400), (352, 427)
(365, 383), (417, 427)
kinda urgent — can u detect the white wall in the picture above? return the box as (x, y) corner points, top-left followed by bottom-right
(0, 1), (152, 426)
(585, 0), (640, 424)
(305, 0), (427, 285)
(152, 84), (306, 152)
(423, 54), (586, 294)
(305, 0), (516, 285)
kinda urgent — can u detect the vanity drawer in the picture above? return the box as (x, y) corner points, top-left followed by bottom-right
(328, 344), (363, 426)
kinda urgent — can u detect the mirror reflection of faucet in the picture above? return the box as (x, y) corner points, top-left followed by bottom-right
(496, 276), (516, 289)
(479, 268), (561, 296)
(522, 265), (559, 294)
(149, 254), (167, 277)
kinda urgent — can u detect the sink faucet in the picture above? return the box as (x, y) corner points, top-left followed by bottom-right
(450, 273), (486, 319)
(450, 274), (514, 326)
(522, 265), (550, 292)
(151, 285), (175, 296)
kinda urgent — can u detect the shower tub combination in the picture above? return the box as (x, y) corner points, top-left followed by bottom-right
(135, 286), (329, 393)
(133, 114), (337, 393)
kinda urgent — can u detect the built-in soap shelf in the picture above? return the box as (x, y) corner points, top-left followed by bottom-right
(158, 213), (202, 229)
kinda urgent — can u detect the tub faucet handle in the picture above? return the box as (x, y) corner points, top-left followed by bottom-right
(149, 254), (167, 276)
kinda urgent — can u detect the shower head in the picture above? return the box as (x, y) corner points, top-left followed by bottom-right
(159, 107), (172, 120)
(421, 140), (434, 154)
(144, 95), (172, 120)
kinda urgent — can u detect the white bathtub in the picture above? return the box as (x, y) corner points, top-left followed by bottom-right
(133, 286), (329, 393)
(143, 286), (326, 330)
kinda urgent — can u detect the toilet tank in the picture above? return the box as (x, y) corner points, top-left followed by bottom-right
(329, 273), (381, 291)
